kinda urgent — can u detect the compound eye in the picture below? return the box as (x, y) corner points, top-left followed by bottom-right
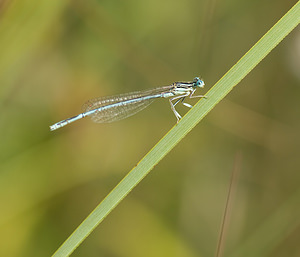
(193, 77), (200, 83)
(193, 77), (201, 86)
(194, 77), (205, 88)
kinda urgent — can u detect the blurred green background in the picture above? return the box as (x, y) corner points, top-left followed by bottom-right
(0, 0), (299, 256)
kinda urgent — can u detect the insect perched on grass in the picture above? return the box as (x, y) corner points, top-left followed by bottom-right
(50, 77), (206, 131)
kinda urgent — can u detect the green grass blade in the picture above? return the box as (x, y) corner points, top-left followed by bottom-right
(52, 2), (300, 256)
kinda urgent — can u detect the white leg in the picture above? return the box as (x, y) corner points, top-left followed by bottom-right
(168, 90), (206, 123)
(173, 98), (182, 107)
(170, 93), (189, 103)
(169, 99), (182, 122)
(189, 89), (207, 99)
(182, 102), (193, 108)
(179, 95), (193, 108)
(169, 92), (190, 122)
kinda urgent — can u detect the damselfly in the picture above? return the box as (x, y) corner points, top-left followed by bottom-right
(50, 77), (206, 131)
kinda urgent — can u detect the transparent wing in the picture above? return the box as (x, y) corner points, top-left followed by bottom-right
(82, 87), (171, 123)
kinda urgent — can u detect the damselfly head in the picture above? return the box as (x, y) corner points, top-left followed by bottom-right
(193, 77), (205, 88)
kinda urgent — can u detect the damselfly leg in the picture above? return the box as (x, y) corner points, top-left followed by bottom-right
(169, 90), (207, 122)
